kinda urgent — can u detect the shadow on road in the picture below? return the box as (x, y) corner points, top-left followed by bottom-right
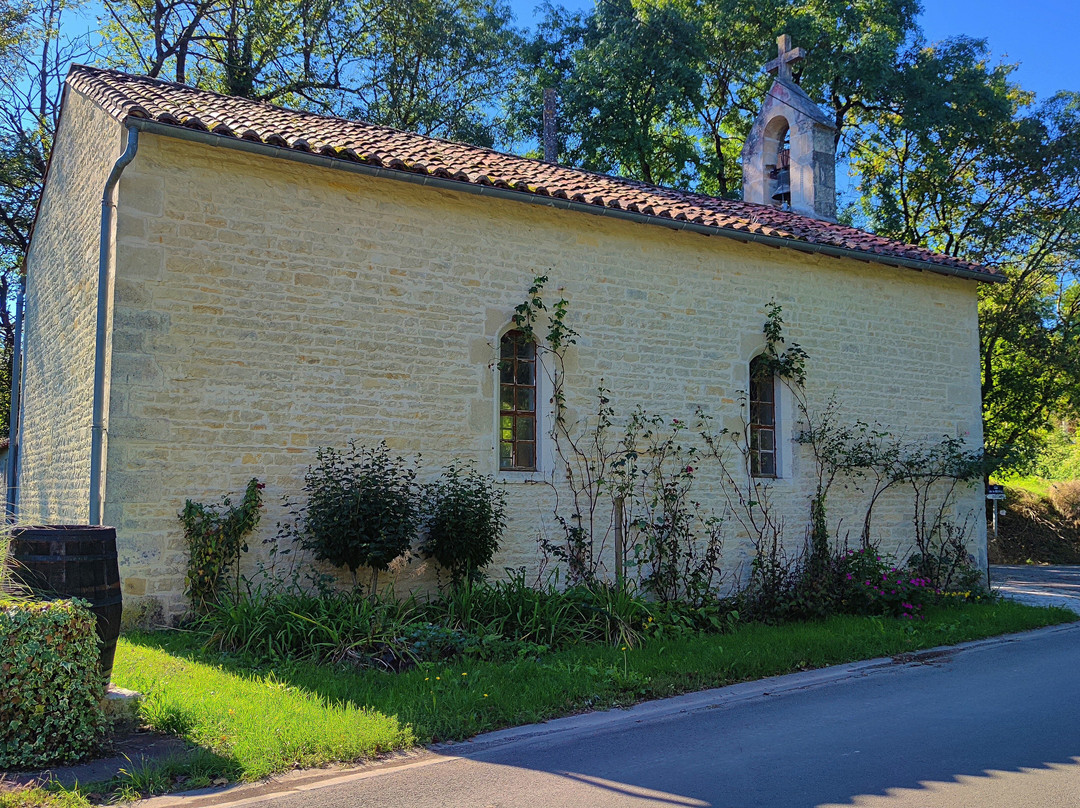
(408, 625), (1080, 808)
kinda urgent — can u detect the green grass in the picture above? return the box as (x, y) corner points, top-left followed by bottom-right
(0, 788), (88, 808)
(109, 601), (1074, 772)
(112, 644), (414, 780)
(5, 600), (1071, 805)
(998, 476), (1055, 499)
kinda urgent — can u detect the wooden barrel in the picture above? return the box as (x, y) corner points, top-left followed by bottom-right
(7, 525), (123, 684)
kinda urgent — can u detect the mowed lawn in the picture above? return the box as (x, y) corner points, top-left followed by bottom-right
(112, 600), (1076, 781)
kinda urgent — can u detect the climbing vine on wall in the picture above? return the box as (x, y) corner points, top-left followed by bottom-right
(181, 478), (264, 612)
(511, 275), (986, 604)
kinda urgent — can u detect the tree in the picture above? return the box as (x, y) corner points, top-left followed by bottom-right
(98, 0), (220, 83)
(508, 0), (917, 195)
(851, 38), (1080, 472)
(0, 0), (30, 56)
(0, 0), (89, 434)
(344, 0), (522, 144)
(524, 0), (705, 187)
(98, 0), (523, 140)
(693, 0), (918, 196)
(509, 0), (718, 187)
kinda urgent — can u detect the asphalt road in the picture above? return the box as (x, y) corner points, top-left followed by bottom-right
(992, 565), (1080, 613)
(209, 621), (1080, 808)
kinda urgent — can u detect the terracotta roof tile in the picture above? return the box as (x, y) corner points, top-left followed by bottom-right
(67, 64), (995, 280)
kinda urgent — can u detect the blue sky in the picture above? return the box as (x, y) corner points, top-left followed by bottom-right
(507, 0), (1075, 100)
(920, 0), (1072, 99)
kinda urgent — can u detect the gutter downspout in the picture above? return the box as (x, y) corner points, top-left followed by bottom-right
(89, 124), (139, 526)
(127, 117), (1002, 285)
(5, 286), (24, 521)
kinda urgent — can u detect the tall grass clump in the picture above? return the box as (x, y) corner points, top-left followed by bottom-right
(199, 587), (426, 665)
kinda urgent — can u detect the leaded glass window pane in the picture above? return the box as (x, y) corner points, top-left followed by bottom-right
(749, 356), (777, 479)
(498, 330), (538, 471)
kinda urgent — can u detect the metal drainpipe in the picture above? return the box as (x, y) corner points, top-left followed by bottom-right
(5, 286), (24, 521)
(89, 125), (139, 526)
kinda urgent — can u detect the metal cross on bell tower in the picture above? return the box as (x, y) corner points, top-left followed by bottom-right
(764, 34), (806, 82)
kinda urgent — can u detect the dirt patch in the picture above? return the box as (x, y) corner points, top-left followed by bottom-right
(891, 648), (956, 666)
(988, 486), (1080, 565)
(2, 728), (191, 790)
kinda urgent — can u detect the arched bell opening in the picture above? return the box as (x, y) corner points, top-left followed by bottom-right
(762, 115), (792, 210)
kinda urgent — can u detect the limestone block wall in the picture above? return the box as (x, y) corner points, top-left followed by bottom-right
(108, 133), (986, 619)
(18, 89), (123, 522)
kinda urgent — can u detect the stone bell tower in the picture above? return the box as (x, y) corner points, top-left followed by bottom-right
(741, 34), (837, 221)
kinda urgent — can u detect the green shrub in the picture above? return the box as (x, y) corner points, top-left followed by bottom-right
(432, 573), (655, 648)
(200, 587), (425, 663)
(836, 548), (932, 619)
(180, 478), (263, 612)
(297, 442), (419, 590)
(198, 569), (721, 667)
(0, 598), (106, 769)
(420, 464), (506, 586)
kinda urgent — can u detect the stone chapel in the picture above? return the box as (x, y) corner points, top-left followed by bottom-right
(12, 37), (995, 619)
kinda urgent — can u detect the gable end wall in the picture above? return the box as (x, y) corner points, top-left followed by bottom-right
(18, 89), (124, 522)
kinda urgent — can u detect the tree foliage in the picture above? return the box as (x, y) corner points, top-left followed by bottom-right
(98, 0), (522, 139)
(850, 38), (1080, 471)
(507, 0), (917, 194)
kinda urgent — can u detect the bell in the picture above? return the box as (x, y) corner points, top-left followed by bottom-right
(771, 167), (791, 204)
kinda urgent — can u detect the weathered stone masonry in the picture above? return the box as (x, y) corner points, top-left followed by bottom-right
(19, 89), (123, 524)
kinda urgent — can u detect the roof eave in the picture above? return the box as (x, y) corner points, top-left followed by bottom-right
(125, 117), (1002, 285)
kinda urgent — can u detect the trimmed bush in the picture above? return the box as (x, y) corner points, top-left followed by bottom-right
(1, 598), (106, 769)
(421, 464), (506, 586)
(297, 442), (419, 591)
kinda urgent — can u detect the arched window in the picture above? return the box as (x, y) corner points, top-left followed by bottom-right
(499, 330), (537, 471)
(749, 356), (777, 478)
